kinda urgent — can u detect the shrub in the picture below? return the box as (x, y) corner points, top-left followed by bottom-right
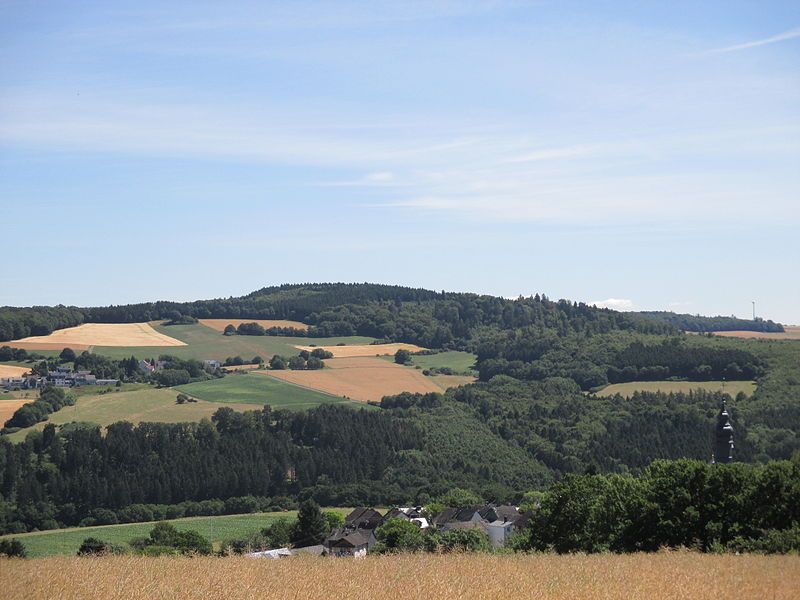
(0, 539), (26, 558)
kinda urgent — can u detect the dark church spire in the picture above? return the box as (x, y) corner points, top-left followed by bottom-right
(713, 400), (734, 464)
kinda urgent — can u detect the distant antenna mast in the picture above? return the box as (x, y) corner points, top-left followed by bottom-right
(752, 301), (756, 320)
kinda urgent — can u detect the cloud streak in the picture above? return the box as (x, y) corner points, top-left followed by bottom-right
(706, 27), (800, 54)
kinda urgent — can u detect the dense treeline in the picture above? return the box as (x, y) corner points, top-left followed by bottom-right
(0, 306), (85, 342)
(515, 459), (800, 553)
(637, 311), (784, 333)
(476, 331), (763, 389)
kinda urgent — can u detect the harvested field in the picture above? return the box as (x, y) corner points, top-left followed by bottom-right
(200, 318), (309, 332)
(0, 364), (30, 378)
(260, 356), (442, 402)
(598, 380), (756, 398)
(220, 363), (262, 372)
(2, 552), (798, 600)
(294, 342), (426, 358)
(0, 399), (32, 427)
(8, 323), (186, 350)
(711, 325), (800, 340)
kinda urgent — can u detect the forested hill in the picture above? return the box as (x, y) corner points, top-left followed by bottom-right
(636, 311), (784, 333)
(1, 283), (673, 343)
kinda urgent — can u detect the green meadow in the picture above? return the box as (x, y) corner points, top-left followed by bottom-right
(0, 509), (352, 557)
(380, 350), (477, 374)
(176, 372), (362, 409)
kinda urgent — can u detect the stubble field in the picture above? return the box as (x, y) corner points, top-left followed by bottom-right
(0, 364), (31, 378)
(711, 325), (800, 340)
(260, 356), (445, 402)
(6, 323), (186, 351)
(1, 552), (797, 600)
(199, 318), (309, 332)
(293, 342), (427, 358)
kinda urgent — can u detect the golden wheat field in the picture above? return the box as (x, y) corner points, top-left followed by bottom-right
(260, 356), (444, 402)
(0, 364), (30, 378)
(711, 325), (800, 340)
(293, 342), (427, 358)
(199, 318), (310, 332)
(2, 552), (798, 600)
(7, 323), (186, 350)
(0, 399), (33, 426)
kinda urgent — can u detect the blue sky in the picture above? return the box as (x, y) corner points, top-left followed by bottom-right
(1, 1), (798, 323)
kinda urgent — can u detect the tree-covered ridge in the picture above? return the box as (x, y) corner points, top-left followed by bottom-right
(637, 311), (784, 333)
(474, 330), (764, 389)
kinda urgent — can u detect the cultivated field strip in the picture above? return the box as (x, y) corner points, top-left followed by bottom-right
(293, 342), (426, 358)
(7, 323), (186, 350)
(260, 356), (443, 402)
(2, 552), (798, 600)
(199, 318), (309, 332)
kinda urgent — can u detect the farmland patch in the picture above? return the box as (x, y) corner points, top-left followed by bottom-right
(199, 318), (309, 332)
(293, 342), (427, 358)
(7, 323), (186, 351)
(261, 356), (444, 402)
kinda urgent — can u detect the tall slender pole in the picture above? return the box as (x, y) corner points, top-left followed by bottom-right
(752, 301), (755, 320)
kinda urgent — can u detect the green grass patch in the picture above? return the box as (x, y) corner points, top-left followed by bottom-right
(597, 380), (757, 398)
(4, 384), (257, 442)
(176, 373), (361, 410)
(0, 509), (352, 557)
(380, 350), (477, 374)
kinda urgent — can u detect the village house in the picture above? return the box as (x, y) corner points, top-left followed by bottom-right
(323, 527), (376, 558)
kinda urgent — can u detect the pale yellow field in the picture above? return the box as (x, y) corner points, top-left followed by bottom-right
(8, 323), (186, 350)
(598, 380), (757, 398)
(220, 363), (262, 371)
(0, 399), (33, 427)
(2, 552), (798, 600)
(712, 325), (800, 340)
(199, 318), (309, 332)
(260, 356), (444, 402)
(0, 364), (30, 378)
(294, 342), (427, 358)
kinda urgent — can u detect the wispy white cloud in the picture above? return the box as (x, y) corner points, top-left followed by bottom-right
(592, 298), (635, 311)
(705, 27), (800, 54)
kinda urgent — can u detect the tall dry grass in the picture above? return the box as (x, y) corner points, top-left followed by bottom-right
(2, 551), (799, 600)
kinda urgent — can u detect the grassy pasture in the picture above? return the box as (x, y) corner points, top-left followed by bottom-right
(89, 322), (376, 361)
(2, 552), (797, 599)
(3, 384), (256, 442)
(597, 380), (757, 398)
(176, 373), (361, 409)
(0, 509), (350, 558)
(379, 350), (477, 373)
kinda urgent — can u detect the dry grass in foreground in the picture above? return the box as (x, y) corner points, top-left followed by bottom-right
(2, 552), (798, 600)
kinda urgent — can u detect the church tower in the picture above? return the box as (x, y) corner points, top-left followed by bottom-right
(713, 400), (734, 464)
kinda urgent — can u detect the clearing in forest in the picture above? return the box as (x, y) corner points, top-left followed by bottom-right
(260, 356), (445, 402)
(7, 323), (186, 351)
(711, 326), (800, 340)
(199, 318), (309, 332)
(293, 342), (427, 358)
(0, 364), (30, 378)
(597, 380), (756, 398)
